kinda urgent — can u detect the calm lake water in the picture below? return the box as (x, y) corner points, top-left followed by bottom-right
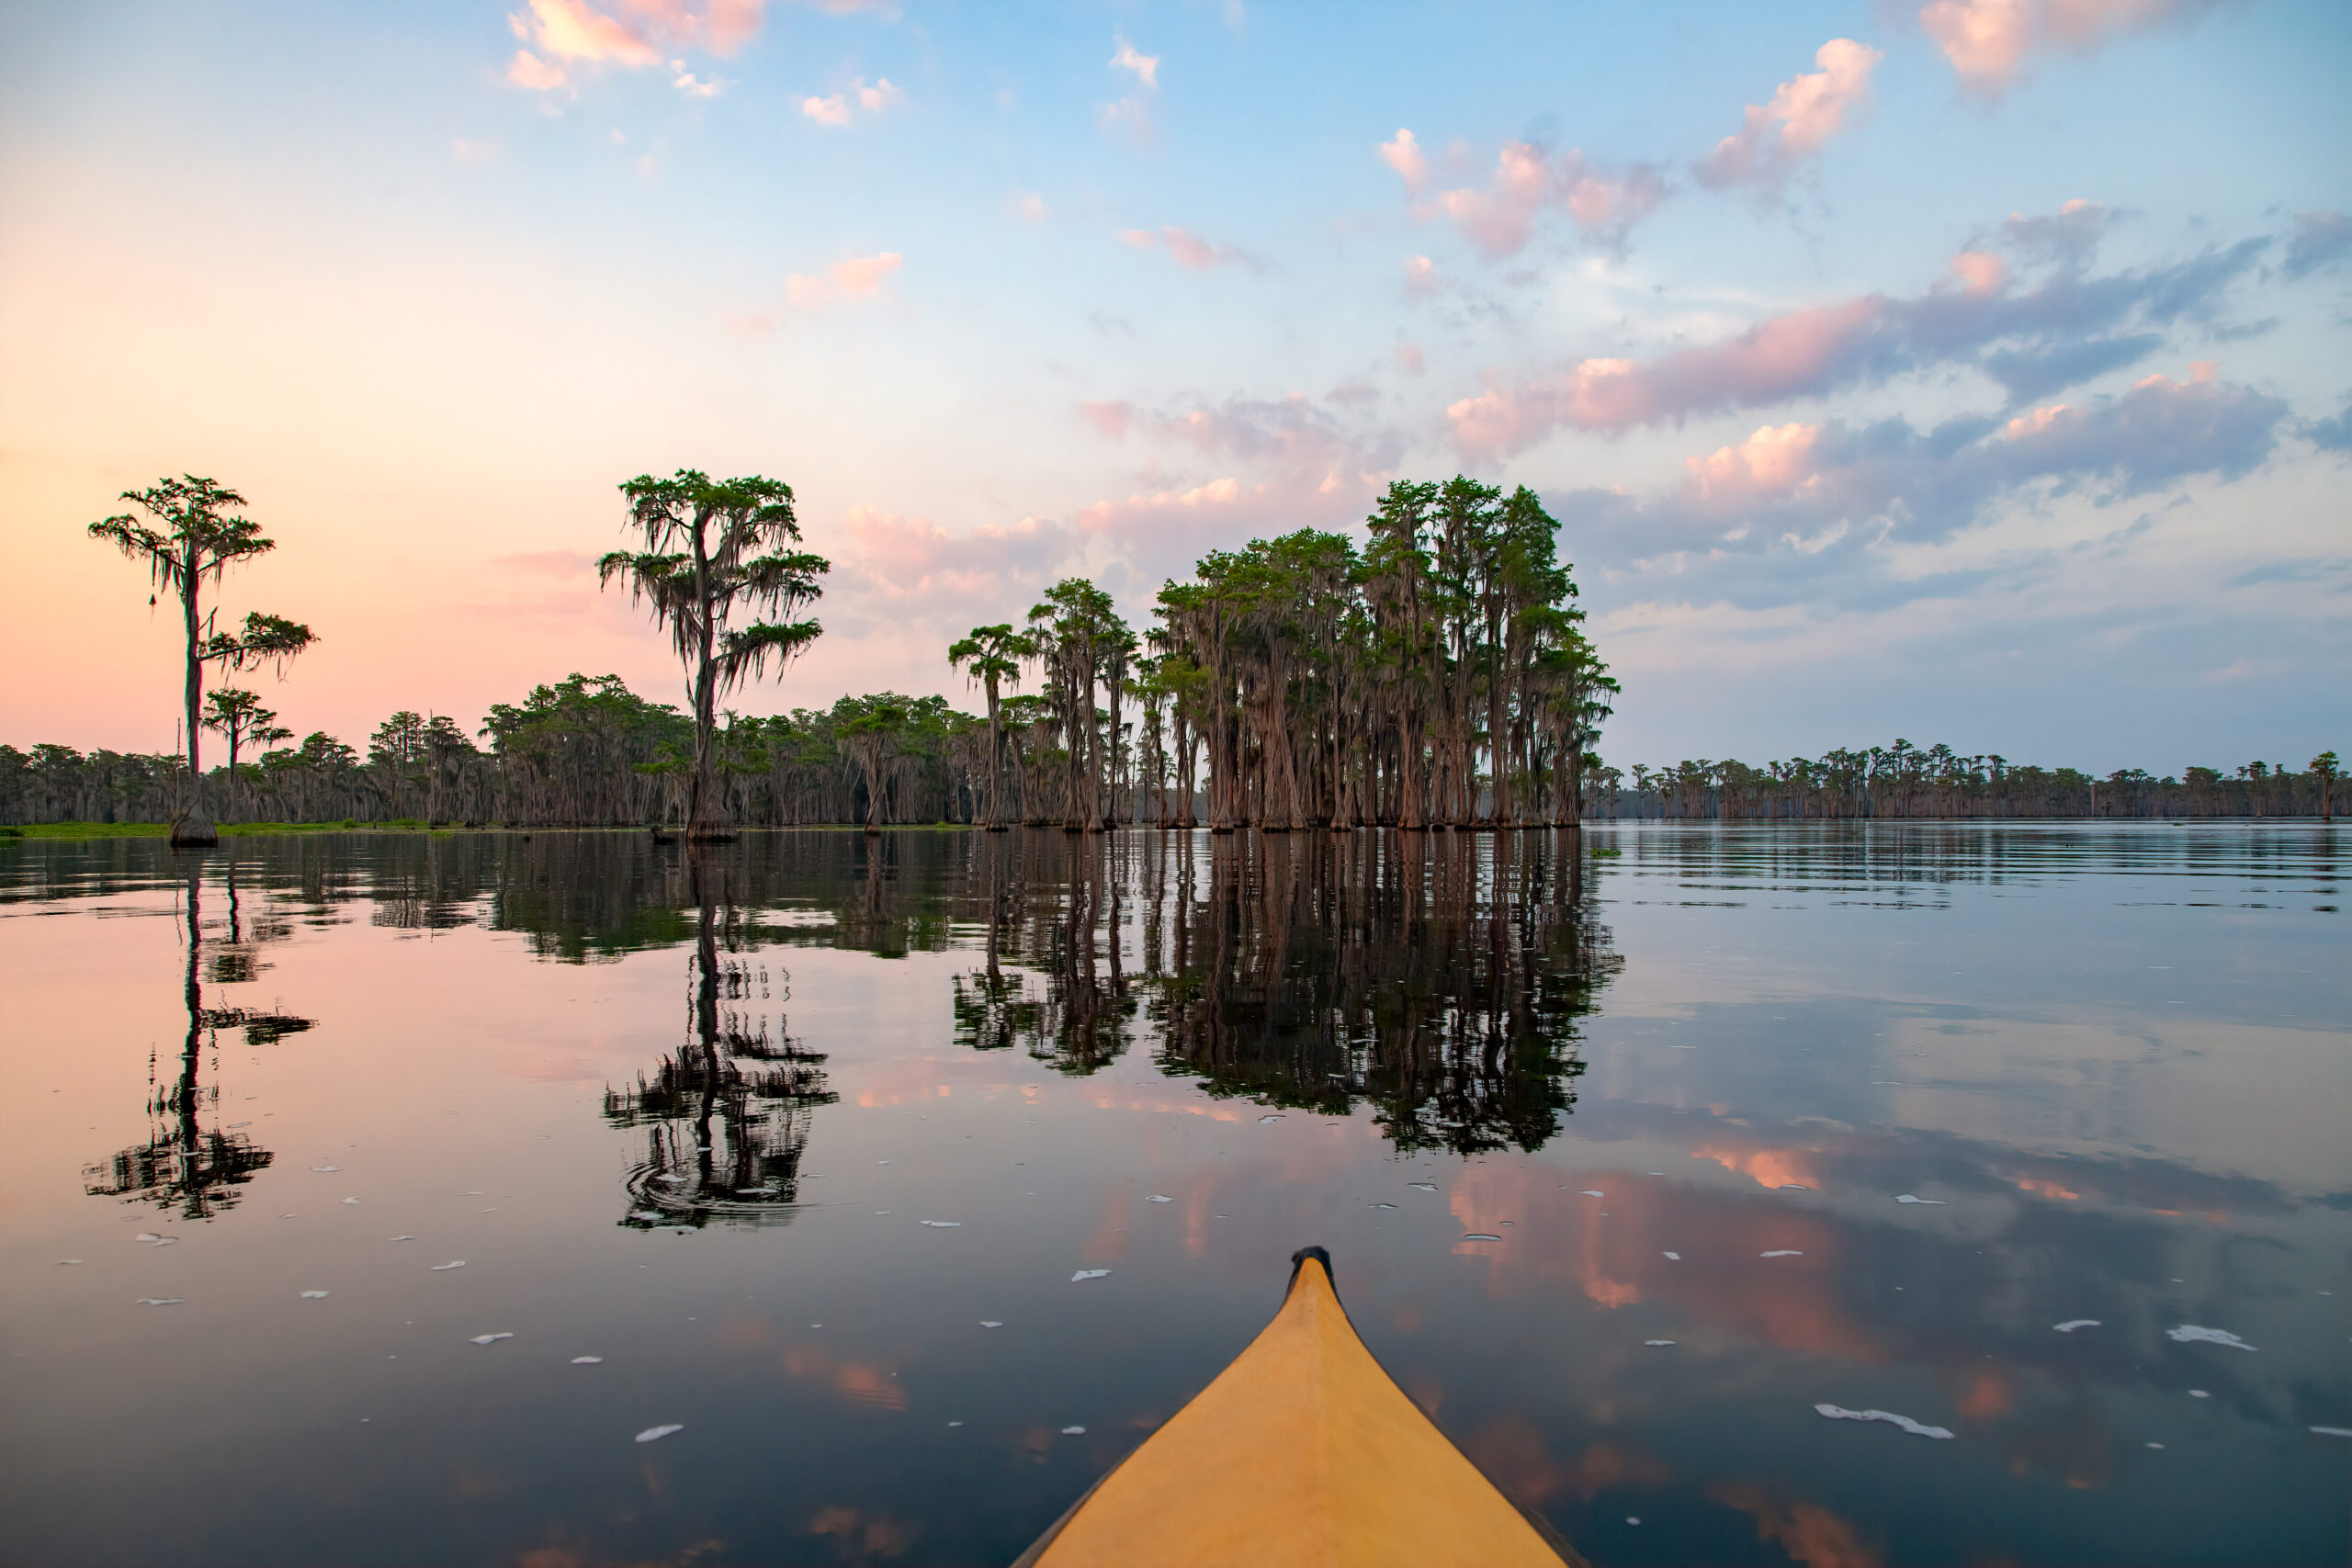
(1, 825), (2345, 1567)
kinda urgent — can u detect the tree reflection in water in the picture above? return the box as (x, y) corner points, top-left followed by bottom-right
(956, 829), (1620, 1154)
(605, 850), (836, 1228)
(85, 861), (312, 1219)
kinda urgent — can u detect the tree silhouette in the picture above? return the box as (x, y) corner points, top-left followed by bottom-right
(87, 477), (316, 844)
(600, 471), (829, 840)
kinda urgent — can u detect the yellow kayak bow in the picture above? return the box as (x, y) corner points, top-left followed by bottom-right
(1013, 1247), (1587, 1568)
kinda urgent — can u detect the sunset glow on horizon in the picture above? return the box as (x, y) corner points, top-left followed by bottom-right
(3, 1), (2344, 768)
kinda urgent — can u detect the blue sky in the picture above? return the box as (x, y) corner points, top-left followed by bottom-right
(2, 0), (2345, 773)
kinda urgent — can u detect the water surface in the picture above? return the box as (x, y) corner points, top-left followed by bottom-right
(2, 825), (2344, 1566)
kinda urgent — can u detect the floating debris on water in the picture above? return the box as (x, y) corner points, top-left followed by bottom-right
(979, 1321), (1003, 1329)
(134, 1298), (185, 1306)
(1070, 1269), (1112, 1283)
(2167, 1325), (2256, 1351)
(311, 1165), (341, 1173)
(300, 1291), (329, 1300)
(1577, 1190), (1604, 1198)
(1815, 1404), (1953, 1439)
(469, 1333), (513, 1345)
(634, 1425), (684, 1444)
(133, 1234), (175, 1247)
(1061, 1425), (1086, 1435)
(1780, 1184), (1812, 1191)
(2053, 1320), (2100, 1333)
(2145, 1441), (2165, 1450)
(1761, 1250), (1804, 1258)
(1644, 1339), (1677, 1347)
(430, 1261), (466, 1270)
(1460, 1234), (1503, 1243)
(571, 1356), (604, 1364)
(920, 1221), (963, 1228)
(342, 1197), (361, 1205)
(2189, 1389), (2210, 1398)
(1661, 1251), (1681, 1261)
(1895, 1195), (1946, 1204)
(1258, 1116), (1283, 1124)
(1368, 1202), (1397, 1210)
(1408, 1182), (1437, 1192)
(1144, 1195), (1173, 1203)
(390, 1235), (414, 1242)
(948, 1420), (964, 1427)
(2311, 1426), (2352, 1438)
(56, 1259), (83, 1266)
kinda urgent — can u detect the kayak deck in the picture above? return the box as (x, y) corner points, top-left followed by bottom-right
(1014, 1247), (1586, 1568)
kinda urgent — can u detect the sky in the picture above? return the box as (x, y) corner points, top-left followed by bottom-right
(1, 0), (2345, 774)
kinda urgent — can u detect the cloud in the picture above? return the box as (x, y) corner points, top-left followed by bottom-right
(1101, 32), (1159, 144)
(1555, 364), (2289, 573)
(1109, 34), (1159, 91)
(673, 62), (725, 97)
(1391, 136), (1668, 259)
(2280, 211), (2351, 281)
(1445, 219), (2270, 454)
(838, 507), (1079, 612)
(1120, 226), (1256, 270)
(1920, 0), (2223, 96)
(1017, 193), (1048, 222)
(1080, 400), (1132, 438)
(451, 138), (502, 164)
(1378, 129), (1428, 197)
(1396, 343), (1426, 375)
(802, 75), (903, 126)
(503, 0), (771, 92)
(784, 251), (902, 308)
(1997, 197), (2117, 265)
(1696, 39), (1884, 190)
(1404, 254), (1439, 296)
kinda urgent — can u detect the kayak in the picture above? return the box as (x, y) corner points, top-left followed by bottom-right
(1012, 1246), (1587, 1567)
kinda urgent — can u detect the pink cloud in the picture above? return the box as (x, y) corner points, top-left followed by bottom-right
(784, 252), (902, 308)
(1161, 227), (1227, 270)
(1404, 254), (1438, 296)
(1949, 250), (2007, 295)
(1118, 228), (1157, 249)
(840, 507), (1078, 608)
(1017, 193), (1048, 222)
(1080, 400), (1133, 438)
(1685, 423), (1826, 502)
(506, 50), (568, 90)
(1415, 141), (1668, 259)
(1921, 0), (2221, 96)
(1696, 38), (1883, 189)
(1395, 343), (1426, 375)
(1109, 34), (1159, 91)
(503, 0), (771, 90)
(801, 93), (851, 125)
(1377, 129), (1428, 197)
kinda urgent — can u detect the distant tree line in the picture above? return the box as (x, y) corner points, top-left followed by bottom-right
(1592, 742), (2341, 821)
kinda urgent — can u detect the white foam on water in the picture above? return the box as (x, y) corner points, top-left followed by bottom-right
(1460, 1233), (1503, 1242)
(1895, 1195), (1946, 1204)
(947, 1420), (963, 1427)
(1368, 1202), (1397, 1210)
(1780, 1184), (1812, 1190)
(134, 1298), (184, 1306)
(390, 1235), (414, 1242)
(311, 1165), (341, 1173)
(1070, 1269), (1112, 1282)
(634, 1425), (684, 1444)
(2311, 1427), (2352, 1438)
(56, 1259), (82, 1266)
(1815, 1404), (1954, 1439)
(2188, 1389), (2210, 1398)
(1408, 1182), (1437, 1192)
(469, 1332), (513, 1345)
(342, 1197), (361, 1205)
(919, 1221), (962, 1228)
(431, 1261), (466, 1270)
(1578, 1190), (1604, 1198)
(571, 1356), (604, 1364)
(979, 1321), (1003, 1328)
(1061, 1426), (1086, 1435)
(1644, 1339), (1677, 1347)
(2167, 1325), (2256, 1350)
(2053, 1320), (2100, 1333)
(1761, 1250), (1804, 1258)
(1258, 1115), (1283, 1124)
(1662, 1251), (1681, 1261)
(1144, 1194), (1173, 1203)
(300, 1291), (329, 1300)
